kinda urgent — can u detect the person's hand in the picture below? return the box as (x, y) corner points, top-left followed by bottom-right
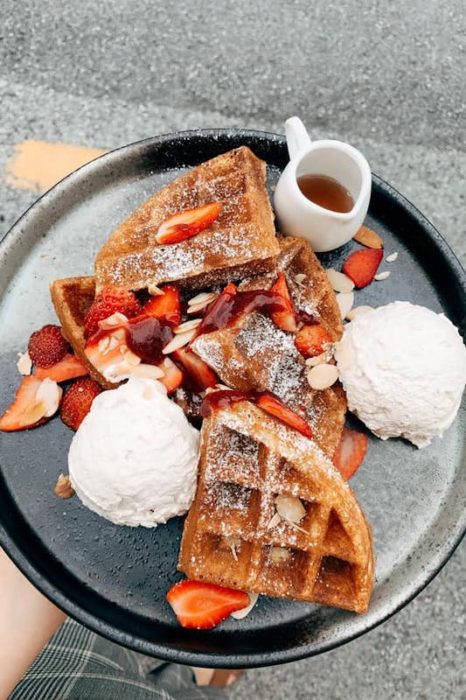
(0, 548), (66, 699)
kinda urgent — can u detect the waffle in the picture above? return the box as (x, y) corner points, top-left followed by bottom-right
(191, 236), (346, 457)
(94, 147), (280, 293)
(179, 401), (374, 613)
(50, 276), (114, 389)
(239, 235), (343, 338)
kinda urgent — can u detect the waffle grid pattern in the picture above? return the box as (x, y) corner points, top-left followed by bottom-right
(179, 405), (374, 613)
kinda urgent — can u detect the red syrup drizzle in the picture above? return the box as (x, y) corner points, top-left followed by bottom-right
(197, 283), (290, 336)
(200, 389), (249, 417)
(200, 389), (313, 439)
(126, 315), (173, 364)
(296, 308), (319, 326)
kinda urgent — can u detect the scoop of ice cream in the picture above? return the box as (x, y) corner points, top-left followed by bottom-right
(335, 301), (466, 448)
(68, 377), (199, 526)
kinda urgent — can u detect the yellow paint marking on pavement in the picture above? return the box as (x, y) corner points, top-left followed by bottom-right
(5, 140), (106, 192)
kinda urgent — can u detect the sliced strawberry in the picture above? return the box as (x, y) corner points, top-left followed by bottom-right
(295, 324), (333, 358)
(172, 347), (218, 391)
(255, 391), (313, 439)
(35, 354), (88, 382)
(333, 427), (368, 480)
(60, 378), (102, 431)
(28, 324), (69, 368)
(342, 248), (383, 289)
(142, 285), (181, 326)
(84, 287), (141, 338)
(166, 579), (250, 629)
(158, 357), (184, 394)
(270, 272), (297, 332)
(0, 376), (62, 432)
(155, 202), (222, 245)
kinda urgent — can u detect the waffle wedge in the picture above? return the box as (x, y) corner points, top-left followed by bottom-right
(50, 276), (114, 389)
(179, 401), (374, 613)
(190, 236), (346, 457)
(95, 147), (280, 293)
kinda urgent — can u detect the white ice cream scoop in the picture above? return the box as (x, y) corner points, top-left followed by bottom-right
(69, 377), (200, 526)
(335, 301), (466, 448)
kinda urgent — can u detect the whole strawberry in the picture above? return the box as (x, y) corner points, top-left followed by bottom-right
(60, 378), (102, 431)
(84, 287), (141, 339)
(28, 324), (69, 368)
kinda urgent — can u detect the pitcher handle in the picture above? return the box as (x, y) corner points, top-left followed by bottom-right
(285, 117), (312, 161)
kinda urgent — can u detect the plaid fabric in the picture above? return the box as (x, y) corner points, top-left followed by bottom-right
(10, 619), (225, 700)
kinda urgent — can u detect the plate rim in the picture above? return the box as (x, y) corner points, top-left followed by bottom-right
(0, 128), (465, 668)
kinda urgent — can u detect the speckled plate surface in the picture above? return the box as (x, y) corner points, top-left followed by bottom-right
(0, 130), (465, 668)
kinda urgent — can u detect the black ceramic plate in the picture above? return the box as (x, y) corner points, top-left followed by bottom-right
(0, 130), (465, 668)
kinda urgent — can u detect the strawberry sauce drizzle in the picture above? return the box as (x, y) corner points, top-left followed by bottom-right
(127, 316), (173, 364)
(201, 389), (313, 439)
(197, 284), (289, 336)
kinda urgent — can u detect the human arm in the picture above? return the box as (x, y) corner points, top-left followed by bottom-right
(0, 548), (66, 699)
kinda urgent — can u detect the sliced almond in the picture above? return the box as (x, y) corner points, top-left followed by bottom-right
(267, 512), (282, 530)
(215, 383), (232, 391)
(147, 284), (165, 296)
(54, 474), (75, 500)
(108, 336), (120, 350)
(98, 312), (128, 329)
(119, 344), (128, 355)
(336, 291), (354, 319)
(374, 271), (391, 281)
(305, 349), (333, 367)
(174, 318), (202, 334)
(295, 273), (307, 287)
(187, 305), (205, 316)
(98, 336), (110, 354)
(386, 252), (398, 263)
(124, 350), (141, 366)
(130, 364), (165, 379)
(275, 495), (306, 524)
(307, 363), (339, 390)
(112, 328), (127, 341)
(353, 225), (384, 249)
(346, 305), (373, 321)
(162, 329), (197, 354)
(231, 593), (259, 620)
(326, 268), (354, 294)
(188, 291), (217, 307)
(17, 351), (32, 376)
(35, 378), (62, 417)
(270, 547), (292, 564)
(187, 295), (218, 314)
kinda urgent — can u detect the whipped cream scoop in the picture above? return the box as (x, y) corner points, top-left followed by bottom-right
(69, 377), (199, 526)
(335, 301), (466, 448)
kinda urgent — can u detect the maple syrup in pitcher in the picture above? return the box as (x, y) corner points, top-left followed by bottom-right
(297, 174), (354, 213)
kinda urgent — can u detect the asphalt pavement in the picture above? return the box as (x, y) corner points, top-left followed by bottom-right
(0, 1), (465, 698)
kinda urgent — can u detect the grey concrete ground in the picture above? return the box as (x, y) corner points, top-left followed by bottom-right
(0, 1), (465, 698)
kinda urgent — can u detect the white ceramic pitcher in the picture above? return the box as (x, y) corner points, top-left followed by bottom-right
(274, 117), (372, 252)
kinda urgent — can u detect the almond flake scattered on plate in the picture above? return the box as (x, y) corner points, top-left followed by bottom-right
(54, 473), (75, 500)
(336, 291), (354, 319)
(17, 351), (32, 375)
(346, 305), (373, 321)
(353, 226), (384, 249)
(326, 268), (355, 294)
